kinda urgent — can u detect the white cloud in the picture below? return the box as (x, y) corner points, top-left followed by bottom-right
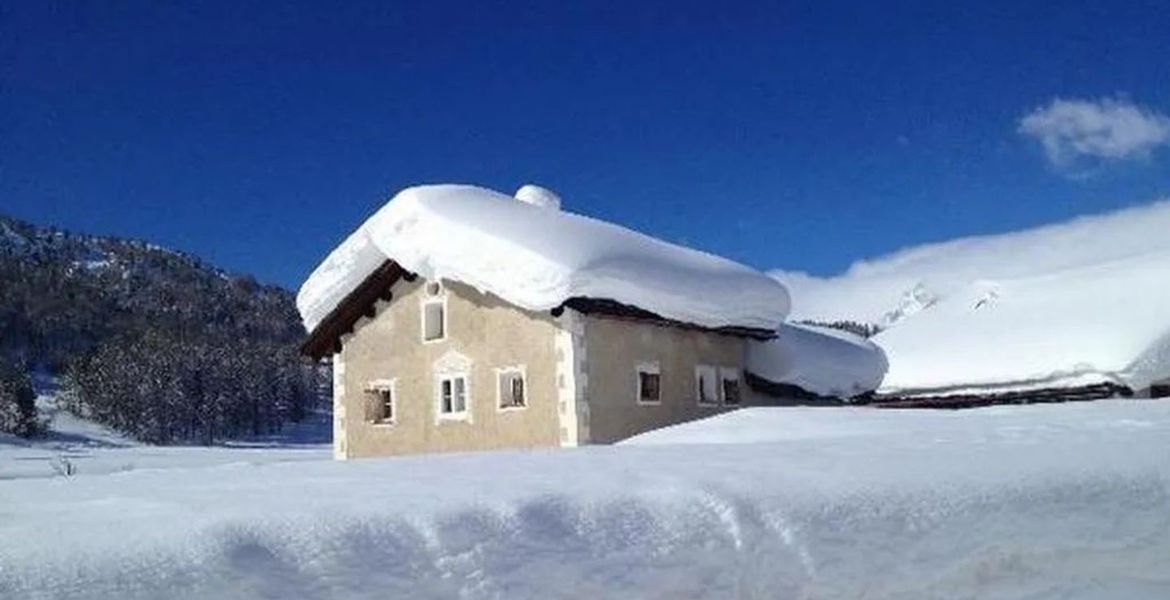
(1018, 97), (1170, 170)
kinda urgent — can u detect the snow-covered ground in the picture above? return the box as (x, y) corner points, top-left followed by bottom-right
(3, 398), (1169, 599)
(0, 390), (328, 481)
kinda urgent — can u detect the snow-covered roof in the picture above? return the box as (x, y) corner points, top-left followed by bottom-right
(875, 251), (1170, 395)
(769, 199), (1170, 395)
(747, 323), (887, 398)
(297, 184), (790, 333)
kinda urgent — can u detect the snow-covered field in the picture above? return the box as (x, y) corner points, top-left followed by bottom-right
(0, 392), (329, 481)
(3, 398), (1169, 599)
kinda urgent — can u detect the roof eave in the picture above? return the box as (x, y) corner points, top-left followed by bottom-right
(299, 260), (411, 360)
(300, 264), (777, 359)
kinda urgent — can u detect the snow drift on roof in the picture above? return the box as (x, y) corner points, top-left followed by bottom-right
(875, 251), (1170, 394)
(297, 184), (789, 333)
(768, 199), (1170, 394)
(747, 323), (887, 398)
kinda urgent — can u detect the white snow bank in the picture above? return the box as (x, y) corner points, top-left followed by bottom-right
(4, 401), (1170, 599)
(623, 399), (1169, 447)
(0, 392), (328, 480)
(747, 323), (887, 397)
(875, 252), (1170, 394)
(770, 199), (1170, 393)
(773, 199), (1170, 325)
(297, 184), (789, 333)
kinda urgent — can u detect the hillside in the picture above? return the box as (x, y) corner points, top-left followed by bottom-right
(0, 214), (324, 444)
(0, 213), (302, 369)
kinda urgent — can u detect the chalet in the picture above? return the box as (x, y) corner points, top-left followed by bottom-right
(298, 184), (803, 459)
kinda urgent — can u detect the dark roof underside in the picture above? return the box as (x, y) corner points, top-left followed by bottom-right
(300, 260), (409, 359)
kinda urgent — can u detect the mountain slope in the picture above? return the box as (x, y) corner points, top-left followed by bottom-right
(772, 199), (1170, 326)
(0, 213), (324, 444)
(0, 213), (301, 368)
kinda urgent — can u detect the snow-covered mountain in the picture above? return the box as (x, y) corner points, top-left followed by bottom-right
(772, 200), (1170, 395)
(0, 213), (303, 368)
(0, 214), (325, 444)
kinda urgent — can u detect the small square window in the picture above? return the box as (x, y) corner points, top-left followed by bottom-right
(636, 363), (661, 404)
(423, 301), (445, 341)
(365, 383), (395, 424)
(498, 369), (527, 409)
(696, 365), (718, 406)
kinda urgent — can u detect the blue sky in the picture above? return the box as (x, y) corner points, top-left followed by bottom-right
(4, 1), (1170, 288)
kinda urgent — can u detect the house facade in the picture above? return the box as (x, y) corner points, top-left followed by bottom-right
(298, 184), (795, 459)
(310, 267), (767, 459)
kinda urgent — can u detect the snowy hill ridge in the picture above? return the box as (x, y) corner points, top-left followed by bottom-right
(772, 198), (1170, 325)
(0, 212), (303, 368)
(1, 213), (188, 270)
(771, 200), (1170, 395)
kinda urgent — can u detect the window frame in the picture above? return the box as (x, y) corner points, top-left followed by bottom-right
(695, 364), (719, 407)
(435, 372), (471, 422)
(365, 379), (396, 426)
(719, 367), (742, 406)
(635, 362), (662, 405)
(495, 366), (528, 412)
(420, 282), (448, 344)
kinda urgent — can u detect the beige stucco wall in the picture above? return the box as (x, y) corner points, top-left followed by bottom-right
(580, 315), (759, 444)
(335, 275), (766, 457)
(338, 278), (563, 458)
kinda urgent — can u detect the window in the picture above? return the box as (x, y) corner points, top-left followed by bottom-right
(497, 368), (527, 410)
(432, 350), (472, 423)
(422, 299), (446, 342)
(437, 375), (469, 419)
(696, 365), (718, 406)
(636, 362), (661, 404)
(720, 368), (741, 406)
(364, 381), (395, 424)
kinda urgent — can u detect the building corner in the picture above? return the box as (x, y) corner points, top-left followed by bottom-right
(555, 309), (590, 447)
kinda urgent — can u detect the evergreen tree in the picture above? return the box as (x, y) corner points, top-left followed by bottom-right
(0, 360), (43, 437)
(0, 213), (328, 444)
